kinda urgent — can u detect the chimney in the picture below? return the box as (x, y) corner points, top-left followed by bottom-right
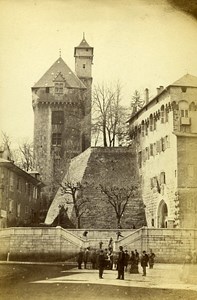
(145, 88), (149, 104)
(157, 87), (160, 95)
(160, 86), (164, 92)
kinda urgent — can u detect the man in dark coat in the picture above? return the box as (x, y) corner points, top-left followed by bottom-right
(77, 248), (84, 269)
(141, 250), (149, 276)
(84, 247), (90, 269)
(90, 249), (97, 269)
(148, 249), (156, 269)
(117, 246), (125, 280)
(124, 250), (130, 271)
(98, 250), (106, 279)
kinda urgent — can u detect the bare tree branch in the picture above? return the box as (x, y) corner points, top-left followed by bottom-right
(100, 183), (137, 227)
(60, 180), (88, 228)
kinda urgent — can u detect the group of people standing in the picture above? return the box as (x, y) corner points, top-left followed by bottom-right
(115, 247), (155, 279)
(77, 244), (155, 279)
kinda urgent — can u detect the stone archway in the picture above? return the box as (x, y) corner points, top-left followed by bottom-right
(157, 200), (168, 228)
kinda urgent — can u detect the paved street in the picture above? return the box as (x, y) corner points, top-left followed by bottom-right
(0, 262), (197, 300)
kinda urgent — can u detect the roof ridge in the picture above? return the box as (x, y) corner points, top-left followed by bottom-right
(33, 56), (86, 89)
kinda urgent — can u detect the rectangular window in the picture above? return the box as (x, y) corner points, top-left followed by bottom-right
(180, 109), (189, 117)
(9, 173), (14, 191)
(17, 178), (22, 191)
(150, 118), (153, 131)
(161, 138), (165, 151)
(28, 183), (31, 196)
(165, 135), (170, 148)
(52, 133), (62, 146)
(142, 149), (146, 162)
(9, 199), (14, 213)
(33, 187), (38, 199)
(156, 140), (161, 153)
(141, 124), (145, 137)
(153, 143), (157, 156)
(150, 144), (154, 156)
(165, 108), (168, 122)
(138, 151), (142, 168)
(17, 178), (20, 190)
(181, 87), (187, 93)
(150, 178), (154, 189)
(161, 110), (165, 123)
(17, 204), (21, 217)
(46, 87), (49, 93)
(83, 64), (86, 69)
(52, 111), (64, 124)
(153, 118), (157, 130)
(55, 82), (64, 94)
(160, 172), (166, 184)
(145, 147), (149, 160)
(145, 124), (148, 135)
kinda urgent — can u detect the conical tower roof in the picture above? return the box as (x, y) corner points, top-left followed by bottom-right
(77, 37), (91, 48)
(33, 57), (86, 89)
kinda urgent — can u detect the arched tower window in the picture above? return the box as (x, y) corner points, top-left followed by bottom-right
(189, 102), (196, 111)
(179, 100), (189, 117)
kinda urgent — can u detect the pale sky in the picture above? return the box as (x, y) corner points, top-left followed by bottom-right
(0, 0), (197, 145)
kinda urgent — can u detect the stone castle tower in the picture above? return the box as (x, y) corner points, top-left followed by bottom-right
(32, 36), (94, 204)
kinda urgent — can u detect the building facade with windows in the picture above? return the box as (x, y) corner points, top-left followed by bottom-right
(0, 158), (44, 228)
(128, 74), (197, 228)
(32, 36), (93, 204)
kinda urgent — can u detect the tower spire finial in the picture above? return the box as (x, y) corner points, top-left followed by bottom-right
(59, 48), (61, 58)
(83, 32), (85, 40)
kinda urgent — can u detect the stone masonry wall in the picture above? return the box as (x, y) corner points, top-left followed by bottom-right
(0, 227), (196, 263)
(177, 136), (197, 228)
(71, 147), (147, 229)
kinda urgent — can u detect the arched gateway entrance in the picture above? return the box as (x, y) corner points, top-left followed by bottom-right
(157, 200), (168, 228)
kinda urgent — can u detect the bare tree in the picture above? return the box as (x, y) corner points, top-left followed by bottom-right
(99, 184), (138, 228)
(60, 180), (89, 229)
(0, 132), (34, 171)
(130, 90), (145, 114)
(17, 139), (34, 171)
(0, 131), (13, 160)
(92, 82), (127, 147)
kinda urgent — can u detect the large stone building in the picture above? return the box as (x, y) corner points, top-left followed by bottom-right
(0, 155), (44, 228)
(128, 74), (197, 229)
(32, 35), (93, 204)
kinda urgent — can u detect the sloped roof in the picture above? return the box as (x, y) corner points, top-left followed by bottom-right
(0, 158), (44, 186)
(171, 74), (197, 87)
(77, 37), (91, 48)
(127, 73), (197, 123)
(33, 57), (86, 89)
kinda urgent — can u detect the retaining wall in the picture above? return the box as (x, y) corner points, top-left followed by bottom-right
(0, 227), (196, 263)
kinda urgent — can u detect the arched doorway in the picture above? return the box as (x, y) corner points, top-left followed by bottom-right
(157, 200), (168, 228)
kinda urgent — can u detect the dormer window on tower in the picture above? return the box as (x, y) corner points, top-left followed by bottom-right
(53, 72), (66, 95)
(55, 82), (64, 94)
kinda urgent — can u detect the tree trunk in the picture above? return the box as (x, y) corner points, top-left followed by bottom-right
(103, 121), (107, 147)
(77, 216), (81, 229)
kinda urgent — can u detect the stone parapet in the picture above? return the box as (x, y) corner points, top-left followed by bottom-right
(0, 227), (196, 263)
